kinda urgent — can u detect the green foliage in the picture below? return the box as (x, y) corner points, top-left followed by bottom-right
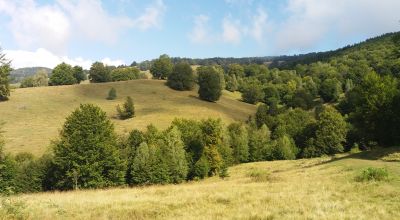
(130, 127), (188, 185)
(0, 49), (11, 101)
(161, 127), (188, 183)
(167, 62), (195, 91)
(341, 71), (399, 146)
(72, 66), (86, 83)
(225, 74), (238, 92)
(255, 104), (277, 129)
(51, 104), (126, 190)
(89, 62), (112, 83)
(248, 124), (272, 162)
(356, 167), (389, 182)
(107, 87), (117, 100)
(0, 145), (17, 194)
(227, 64), (244, 78)
(193, 154), (210, 179)
(227, 122), (249, 163)
(111, 67), (142, 82)
(151, 54), (173, 79)
(117, 96), (135, 119)
(274, 108), (316, 147)
(241, 80), (265, 104)
(49, 63), (77, 86)
(319, 78), (342, 102)
(197, 66), (223, 102)
(20, 70), (48, 88)
(271, 135), (297, 160)
(313, 106), (347, 155)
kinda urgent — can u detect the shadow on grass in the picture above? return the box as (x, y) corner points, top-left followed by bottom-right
(304, 147), (400, 168)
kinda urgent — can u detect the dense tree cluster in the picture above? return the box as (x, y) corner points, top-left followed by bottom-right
(49, 63), (85, 86)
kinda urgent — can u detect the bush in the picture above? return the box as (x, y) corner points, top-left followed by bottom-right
(117, 96), (135, 119)
(356, 167), (389, 182)
(111, 67), (141, 82)
(49, 63), (77, 86)
(89, 62), (112, 83)
(197, 66), (223, 102)
(167, 62), (195, 91)
(150, 54), (173, 79)
(107, 87), (117, 100)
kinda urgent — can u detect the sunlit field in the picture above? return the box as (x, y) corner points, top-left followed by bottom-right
(0, 79), (255, 155)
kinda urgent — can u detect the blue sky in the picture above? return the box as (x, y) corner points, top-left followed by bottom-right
(0, 0), (399, 68)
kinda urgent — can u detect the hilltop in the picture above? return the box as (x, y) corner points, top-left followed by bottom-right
(2, 148), (399, 219)
(0, 79), (255, 155)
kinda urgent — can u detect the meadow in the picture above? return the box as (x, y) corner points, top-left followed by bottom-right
(0, 79), (255, 155)
(1, 149), (399, 220)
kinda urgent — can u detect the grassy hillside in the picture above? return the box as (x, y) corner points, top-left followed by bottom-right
(1, 149), (399, 219)
(0, 79), (255, 155)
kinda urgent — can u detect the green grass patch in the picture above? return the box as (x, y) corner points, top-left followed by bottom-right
(355, 167), (389, 182)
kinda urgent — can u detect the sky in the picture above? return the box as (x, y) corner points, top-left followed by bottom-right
(0, 0), (399, 69)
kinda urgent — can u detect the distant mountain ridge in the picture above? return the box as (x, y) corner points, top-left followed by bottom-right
(10, 67), (52, 83)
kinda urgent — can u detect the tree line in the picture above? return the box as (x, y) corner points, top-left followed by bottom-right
(0, 101), (347, 194)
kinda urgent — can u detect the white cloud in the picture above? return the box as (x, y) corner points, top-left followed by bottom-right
(274, 0), (400, 52)
(0, 0), (70, 54)
(0, 0), (166, 55)
(250, 8), (270, 43)
(222, 18), (242, 44)
(189, 15), (212, 44)
(4, 48), (125, 69)
(132, 0), (166, 30)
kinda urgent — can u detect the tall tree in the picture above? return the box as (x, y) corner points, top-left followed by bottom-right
(51, 104), (126, 190)
(197, 66), (223, 102)
(167, 62), (195, 90)
(314, 106), (348, 155)
(227, 122), (249, 163)
(150, 54), (173, 79)
(89, 62), (112, 83)
(117, 96), (135, 119)
(0, 48), (11, 101)
(72, 66), (86, 83)
(49, 63), (77, 86)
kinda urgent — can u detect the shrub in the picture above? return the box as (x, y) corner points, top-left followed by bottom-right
(49, 63), (77, 86)
(356, 167), (389, 182)
(167, 62), (195, 91)
(197, 66), (223, 102)
(117, 96), (135, 119)
(107, 87), (117, 100)
(111, 67), (141, 82)
(150, 54), (173, 79)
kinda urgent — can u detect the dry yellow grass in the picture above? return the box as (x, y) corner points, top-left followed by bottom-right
(0, 80), (255, 155)
(1, 151), (399, 220)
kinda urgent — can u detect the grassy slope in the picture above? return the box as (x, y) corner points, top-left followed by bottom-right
(0, 79), (255, 155)
(1, 149), (399, 220)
